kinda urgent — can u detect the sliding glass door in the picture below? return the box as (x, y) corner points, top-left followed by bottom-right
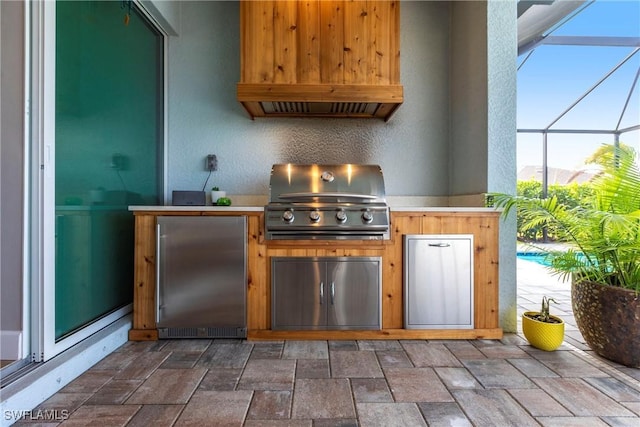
(32, 0), (164, 360)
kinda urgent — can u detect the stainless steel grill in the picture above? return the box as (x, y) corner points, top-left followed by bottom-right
(265, 164), (390, 240)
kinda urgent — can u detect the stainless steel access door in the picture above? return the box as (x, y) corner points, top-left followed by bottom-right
(326, 259), (381, 329)
(271, 259), (326, 329)
(157, 216), (247, 338)
(271, 257), (381, 330)
(404, 234), (474, 329)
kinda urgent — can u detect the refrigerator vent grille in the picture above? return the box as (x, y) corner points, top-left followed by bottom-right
(158, 327), (247, 339)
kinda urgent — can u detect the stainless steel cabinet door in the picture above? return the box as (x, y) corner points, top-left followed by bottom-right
(404, 235), (474, 329)
(327, 259), (381, 329)
(272, 259), (326, 329)
(271, 257), (381, 330)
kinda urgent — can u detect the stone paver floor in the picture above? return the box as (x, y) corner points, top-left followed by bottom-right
(16, 259), (640, 426)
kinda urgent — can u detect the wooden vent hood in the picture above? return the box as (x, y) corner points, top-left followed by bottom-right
(237, 0), (403, 121)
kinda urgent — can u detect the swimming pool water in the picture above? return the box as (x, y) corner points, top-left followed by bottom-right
(517, 252), (551, 267)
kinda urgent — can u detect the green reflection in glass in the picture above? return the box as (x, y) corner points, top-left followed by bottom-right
(55, 1), (162, 339)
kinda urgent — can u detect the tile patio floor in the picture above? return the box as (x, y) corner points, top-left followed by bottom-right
(15, 259), (640, 426)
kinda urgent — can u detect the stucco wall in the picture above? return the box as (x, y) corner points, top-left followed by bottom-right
(166, 1), (453, 199)
(448, 1), (517, 332)
(487, 0), (518, 332)
(449, 1), (489, 196)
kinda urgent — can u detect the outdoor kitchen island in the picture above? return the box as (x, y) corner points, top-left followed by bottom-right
(128, 205), (502, 341)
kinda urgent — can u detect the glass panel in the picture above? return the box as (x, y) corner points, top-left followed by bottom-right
(55, 1), (162, 339)
(517, 133), (543, 184)
(547, 133), (615, 176)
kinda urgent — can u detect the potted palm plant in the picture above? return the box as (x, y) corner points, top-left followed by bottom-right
(491, 143), (640, 367)
(522, 296), (564, 351)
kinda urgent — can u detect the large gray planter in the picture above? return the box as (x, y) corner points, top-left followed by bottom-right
(572, 279), (640, 367)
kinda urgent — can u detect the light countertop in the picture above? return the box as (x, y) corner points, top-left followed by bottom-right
(128, 195), (499, 213)
(129, 205), (264, 212)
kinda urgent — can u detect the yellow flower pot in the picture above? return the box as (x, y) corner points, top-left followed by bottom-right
(522, 311), (565, 351)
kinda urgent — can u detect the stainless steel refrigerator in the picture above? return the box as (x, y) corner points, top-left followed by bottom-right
(156, 216), (247, 338)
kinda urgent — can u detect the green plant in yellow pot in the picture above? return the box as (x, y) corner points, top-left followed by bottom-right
(522, 296), (565, 351)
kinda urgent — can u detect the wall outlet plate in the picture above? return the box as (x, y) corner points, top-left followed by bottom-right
(206, 154), (217, 171)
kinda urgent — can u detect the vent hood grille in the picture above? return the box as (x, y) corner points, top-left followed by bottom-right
(237, 83), (403, 121)
(237, 1), (403, 121)
(262, 102), (379, 115)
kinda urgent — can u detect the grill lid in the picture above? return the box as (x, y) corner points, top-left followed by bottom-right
(268, 164), (387, 204)
(265, 164), (389, 240)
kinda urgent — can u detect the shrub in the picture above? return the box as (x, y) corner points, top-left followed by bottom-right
(515, 180), (595, 241)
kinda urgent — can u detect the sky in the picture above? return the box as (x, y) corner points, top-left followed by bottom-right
(517, 0), (640, 173)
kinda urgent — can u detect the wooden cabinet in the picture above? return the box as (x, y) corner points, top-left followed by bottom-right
(240, 0), (400, 86)
(128, 210), (265, 341)
(272, 257), (381, 330)
(129, 208), (502, 341)
(237, 0), (403, 120)
(387, 211), (501, 337)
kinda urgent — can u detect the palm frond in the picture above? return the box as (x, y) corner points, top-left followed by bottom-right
(489, 144), (640, 293)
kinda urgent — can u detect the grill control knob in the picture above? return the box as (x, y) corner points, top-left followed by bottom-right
(309, 210), (321, 223)
(282, 210), (294, 223)
(362, 210), (374, 224)
(336, 210), (348, 223)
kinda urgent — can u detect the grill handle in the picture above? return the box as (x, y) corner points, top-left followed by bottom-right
(330, 282), (335, 305)
(278, 192), (378, 200)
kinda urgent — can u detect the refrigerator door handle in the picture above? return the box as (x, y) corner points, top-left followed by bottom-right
(155, 223), (162, 324)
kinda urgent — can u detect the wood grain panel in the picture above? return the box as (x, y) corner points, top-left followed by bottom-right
(297, 0), (320, 83)
(474, 215), (500, 329)
(384, 215), (422, 328)
(247, 215), (268, 330)
(319, 0), (344, 83)
(237, 83), (403, 102)
(249, 328), (503, 341)
(373, 102), (400, 121)
(128, 329), (158, 341)
(266, 237), (387, 250)
(343, 0), (368, 84)
(368, 0), (391, 84)
(241, 1), (275, 83)
(241, 0), (399, 86)
(329, 248), (344, 256)
(273, 0), (297, 83)
(130, 214), (156, 338)
(388, 0), (400, 83)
